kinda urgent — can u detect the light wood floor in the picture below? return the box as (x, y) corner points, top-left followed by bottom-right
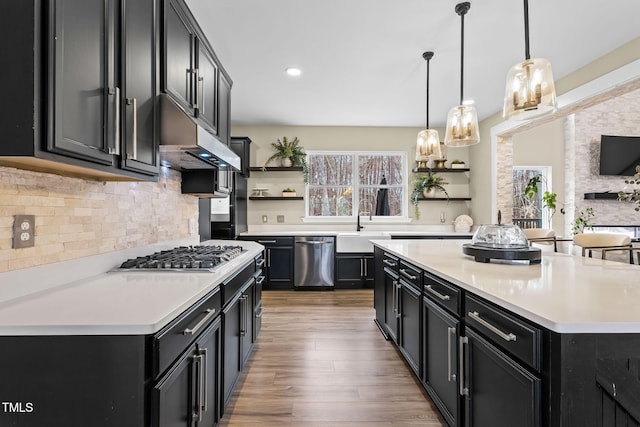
(219, 289), (445, 427)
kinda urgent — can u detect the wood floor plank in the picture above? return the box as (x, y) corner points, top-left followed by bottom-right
(219, 290), (445, 426)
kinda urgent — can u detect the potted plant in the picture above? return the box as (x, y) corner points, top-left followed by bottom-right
(450, 159), (466, 169)
(262, 136), (307, 169)
(411, 171), (449, 218)
(282, 188), (297, 197)
(571, 206), (595, 235)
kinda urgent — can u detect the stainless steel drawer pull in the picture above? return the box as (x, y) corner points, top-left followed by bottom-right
(468, 311), (517, 342)
(256, 276), (266, 285)
(256, 307), (263, 318)
(425, 285), (451, 301)
(459, 336), (469, 396)
(383, 259), (397, 267)
(399, 269), (417, 280)
(182, 308), (216, 335)
(256, 259), (265, 267)
(257, 240), (277, 244)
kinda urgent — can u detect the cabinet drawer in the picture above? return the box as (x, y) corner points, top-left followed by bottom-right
(423, 273), (460, 317)
(399, 260), (421, 289)
(382, 252), (399, 271)
(153, 287), (221, 378)
(223, 261), (255, 306)
(465, 295), (542, 371)
(253, 237), (293, 246)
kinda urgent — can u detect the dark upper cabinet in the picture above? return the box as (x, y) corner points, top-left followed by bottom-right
(162, 0), (232, 145)
(0, 1), (158, 180)
(120, 0), (160, 175)
(230, 136), (252, 177)
(195, 41), (219, 133)
(217, 72), (232, 146)
(49, 0), (116, 166)
(163, 0), (195, 113)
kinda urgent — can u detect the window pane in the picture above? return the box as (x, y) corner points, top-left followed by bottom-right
(358, 187), (403, 217)
(308, 154), (352, 186)
(512, 168), (542, 228)
(357, 154), (403, 186)
(308, 187), (352, 216)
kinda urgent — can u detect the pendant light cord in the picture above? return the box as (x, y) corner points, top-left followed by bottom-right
(455, 2), (470, 105)
(423, 51), (434, 128)
(523, 0), (531, 60)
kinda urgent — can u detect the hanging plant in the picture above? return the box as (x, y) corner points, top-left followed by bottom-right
(411, 171), (449, 219)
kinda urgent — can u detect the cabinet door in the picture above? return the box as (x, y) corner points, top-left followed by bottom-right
(121, 0), (159, 175)
(195, 41), (218, 133)
(266, 246), (294, 288)
(152, 347), (196, 427)
(423, 297), (459, 427)
(163, 0), (194, 112)
(194, 318), (221, 427)
(464, 329), (541, 427)
(384, 270), (399, 343)
(222, 294), (241, 410)
(217, 72), (231, 145)
(335, 255), (365, 284)
(363, 255), (375, 285)
(240, 282), (254, 367)
(49, 0), (116, 165)
(399, 280), (421, 376)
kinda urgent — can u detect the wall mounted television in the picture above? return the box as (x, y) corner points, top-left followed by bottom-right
(599, 135), (640, 176)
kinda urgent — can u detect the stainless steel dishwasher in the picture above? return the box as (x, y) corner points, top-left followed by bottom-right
(294, 236), (335, 289)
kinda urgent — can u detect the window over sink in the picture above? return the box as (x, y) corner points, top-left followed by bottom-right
(305, 151), (407, 220)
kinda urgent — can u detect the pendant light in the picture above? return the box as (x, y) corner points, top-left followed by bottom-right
(445, 2), (480, 147)
(503, 0), (557, 120)
(415, 51), (442, 169)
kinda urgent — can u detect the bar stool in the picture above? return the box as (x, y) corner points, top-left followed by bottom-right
(573, 233), (634, 264)
(523, 228), (557, 252)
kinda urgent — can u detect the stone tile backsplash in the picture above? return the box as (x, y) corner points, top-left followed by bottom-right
(0, 166), (197, 273)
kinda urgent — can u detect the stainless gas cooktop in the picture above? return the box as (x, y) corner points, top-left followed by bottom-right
(116, 245), (245, 272)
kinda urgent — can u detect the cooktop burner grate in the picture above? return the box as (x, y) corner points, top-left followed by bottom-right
(117, 245), (246, 271)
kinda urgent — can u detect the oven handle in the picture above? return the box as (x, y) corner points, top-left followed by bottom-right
(182, 308), (216, 335)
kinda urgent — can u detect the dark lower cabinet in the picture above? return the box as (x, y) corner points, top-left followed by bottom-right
(383, 266), (399, 343)
(335, 253), (374, 288)
(222, 278), (255, 411)
(398, 279), (421, 376)
(423, 297), (460, 427)
(239, 237), (294, 289)
(152, 317), (221, 427)
(462, 328), (541, 427)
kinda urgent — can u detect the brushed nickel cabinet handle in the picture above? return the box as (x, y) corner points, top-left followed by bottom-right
(468, 311), (517, 342)
(383, 259), (397, 267)
(399, 268), (417, 280)
(425, 285), (451, 301)
(459, 336), (469, 396)
(182, 308), (216, 335)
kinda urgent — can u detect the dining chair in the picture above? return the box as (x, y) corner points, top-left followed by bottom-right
(573, 233), (634, 264)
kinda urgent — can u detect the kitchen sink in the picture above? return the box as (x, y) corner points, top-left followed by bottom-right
(336, 232), (391, 253)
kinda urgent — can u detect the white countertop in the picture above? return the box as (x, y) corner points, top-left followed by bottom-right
(373, 239), (640, 334)
(0, 241), (263, 336)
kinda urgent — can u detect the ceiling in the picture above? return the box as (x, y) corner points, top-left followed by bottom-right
(185, 0), (640, 128)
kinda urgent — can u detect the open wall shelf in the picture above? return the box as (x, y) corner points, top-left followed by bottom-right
(584, 192), (624, 200)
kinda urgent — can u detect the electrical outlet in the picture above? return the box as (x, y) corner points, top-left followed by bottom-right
(262, 215), (268, 223)
(13, 215), (35, 249)
(277, 215), (284, 223)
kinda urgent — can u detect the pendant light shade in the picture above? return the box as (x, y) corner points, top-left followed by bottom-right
(503, 0), (557, 120)
(415, 51), (442, 167)
(445, 2), (480, 147)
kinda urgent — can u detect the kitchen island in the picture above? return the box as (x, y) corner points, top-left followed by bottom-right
(0, 240), (264, 426)
(373, 239), (640, 427)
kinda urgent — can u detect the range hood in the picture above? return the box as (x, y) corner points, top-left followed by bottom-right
(158, 94), (241, 171)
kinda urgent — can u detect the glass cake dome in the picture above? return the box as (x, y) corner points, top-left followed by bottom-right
(471, 223), (529, 249)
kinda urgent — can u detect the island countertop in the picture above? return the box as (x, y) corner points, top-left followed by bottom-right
(373, 239), (640, 334)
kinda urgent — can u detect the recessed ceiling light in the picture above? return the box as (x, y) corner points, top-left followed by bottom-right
(285, 67), (302, 77)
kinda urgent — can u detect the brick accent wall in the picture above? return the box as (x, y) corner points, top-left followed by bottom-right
(0, 167), (198, 272)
